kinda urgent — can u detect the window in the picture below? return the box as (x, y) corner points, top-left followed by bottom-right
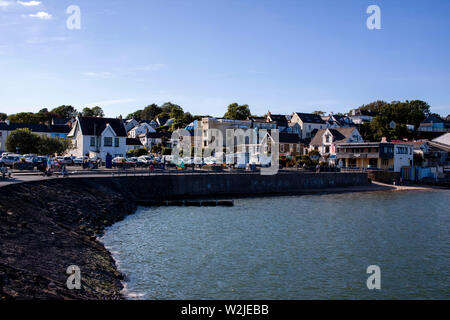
(90, 137), (95, 147)
(280, 144), (284, 152)
(115, 138), (119, 147)
(325, 146), (330, 153)
(325, 135), (330, 143)
(104, 137), (113, 147)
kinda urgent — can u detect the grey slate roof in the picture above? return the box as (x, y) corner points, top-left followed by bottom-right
(77, 117), (127, 137)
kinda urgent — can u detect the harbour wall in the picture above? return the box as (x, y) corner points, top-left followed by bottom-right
(0, 172), (368, 299)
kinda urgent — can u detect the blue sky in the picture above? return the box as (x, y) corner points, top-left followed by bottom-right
(1, 0), (449, 118)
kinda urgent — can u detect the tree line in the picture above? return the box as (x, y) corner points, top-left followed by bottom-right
(353, 100), (435, 141)
(1, 106), (104, 124)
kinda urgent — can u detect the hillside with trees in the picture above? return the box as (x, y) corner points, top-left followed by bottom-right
(352, 100), (434, 141)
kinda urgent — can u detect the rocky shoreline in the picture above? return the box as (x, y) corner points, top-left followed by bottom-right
(0, 178), (137, 299)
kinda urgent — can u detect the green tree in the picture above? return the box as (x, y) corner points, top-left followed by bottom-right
(7, 112), (41, 124)
(82, 107), (94, 117)
(152, 143), (163, 154)
(37, 136), (71, 156)
(141, 104), (163, 120)
(126, 110), (143, 120)
(91, 106), (105, 117)
(224, 103), (251, 120)
(51, 105), (77, 118)
(82, 106), (104, 117)
(5, 129), (40, 154)
(357, 100), (387, 113)
(313, 111), (325, 116)
(0, 113), (8, 121)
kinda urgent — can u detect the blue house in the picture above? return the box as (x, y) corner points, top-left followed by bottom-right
(418, 115), (450, 133)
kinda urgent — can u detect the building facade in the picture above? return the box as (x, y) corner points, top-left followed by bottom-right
(67, 117), (128, 160)
(290, 112), (326, 140)
(336, 141), (413, 172)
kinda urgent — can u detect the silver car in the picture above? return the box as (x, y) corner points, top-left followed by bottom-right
(0, 155), (21, 167)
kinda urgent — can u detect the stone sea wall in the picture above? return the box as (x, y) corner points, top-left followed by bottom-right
(0, 172), (368, 299)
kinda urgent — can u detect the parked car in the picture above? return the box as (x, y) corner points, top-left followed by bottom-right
(138, 155), (153, 166)
(112, 157), (135, 168)
(73, 156), (88, 165)
(204, 157), (217, 165)
(0, 155), (21, 168)
(193, 157), (204, 166)
(56, 156), (73, 165)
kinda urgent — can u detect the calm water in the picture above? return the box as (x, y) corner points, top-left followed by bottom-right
(101, 190), (450, 300)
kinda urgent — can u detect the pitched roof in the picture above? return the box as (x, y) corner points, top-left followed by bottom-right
(293, 112), (326, 124)
(310, 128), (356, 146)
(420, 115), (449, 125)
(156, 117), (169, 126)
(140, 132), (172, 139)
(77, 117), (127, 137)
(0, 122), (72, 135)
(279, 132), (301, 144)
(126, 138), (143, 146)
(267, 114), (289, 127)
(0, 122), (49, 132)
(52, 118), (73, 125)
(50, 125), (71, 134)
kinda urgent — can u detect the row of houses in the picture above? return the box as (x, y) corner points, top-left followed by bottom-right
(1, 111), (449, 179)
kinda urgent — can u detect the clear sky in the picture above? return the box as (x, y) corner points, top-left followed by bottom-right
(1, 0), (449, 118)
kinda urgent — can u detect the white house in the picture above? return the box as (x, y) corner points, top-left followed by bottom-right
(349, 109), (377, 124)
(67, 117), (128, 160)
(309, 127), (363, 164)
(139, 132), (173, 150)
(390, 121), (415, 131)
(290, 112), (326, 140)
(128, 122), (156, 138)
(124, 118), (139, 132)
(323, 114), (355, 129)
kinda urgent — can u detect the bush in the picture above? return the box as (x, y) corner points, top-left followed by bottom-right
(127, 148), (148, 157)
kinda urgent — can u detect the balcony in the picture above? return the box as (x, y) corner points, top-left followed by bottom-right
(336, 152), (380, 159)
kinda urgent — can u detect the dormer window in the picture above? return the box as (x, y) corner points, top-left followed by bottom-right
(325, 135), (330, 143)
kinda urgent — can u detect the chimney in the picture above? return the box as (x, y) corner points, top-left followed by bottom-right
(381, 137), (388, 143)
